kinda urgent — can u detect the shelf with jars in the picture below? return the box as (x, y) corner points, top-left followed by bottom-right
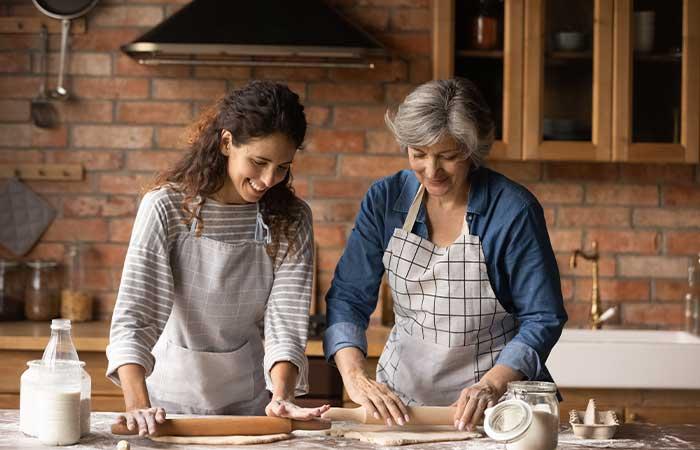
(432, 0), (699, 163)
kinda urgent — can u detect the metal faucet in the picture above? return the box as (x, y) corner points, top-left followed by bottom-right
(570, 241), (617, 329)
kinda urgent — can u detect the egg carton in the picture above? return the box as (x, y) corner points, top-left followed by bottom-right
(569, 398), (620, 440)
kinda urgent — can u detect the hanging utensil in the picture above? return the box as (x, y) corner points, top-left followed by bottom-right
(30, 25), (58, 128)
(31, 0), (99, 101)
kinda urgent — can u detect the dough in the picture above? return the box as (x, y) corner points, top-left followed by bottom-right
(330, 424), (482, 446)
(149, 433), (293, 445)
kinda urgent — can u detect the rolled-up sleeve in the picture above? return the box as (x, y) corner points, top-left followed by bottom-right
(495, 202), (567, 381)
(323, 183), (387, 362)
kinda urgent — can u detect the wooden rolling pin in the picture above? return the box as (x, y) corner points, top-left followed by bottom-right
(323, 406), (457, 425)
(111, 416), (330, 437)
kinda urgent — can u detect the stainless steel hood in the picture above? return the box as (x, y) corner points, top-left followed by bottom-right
(121, 0), (387, 68)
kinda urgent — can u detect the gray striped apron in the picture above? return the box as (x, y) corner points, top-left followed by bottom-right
(147, 201), (274, 415)
(377, 184), (517, 406)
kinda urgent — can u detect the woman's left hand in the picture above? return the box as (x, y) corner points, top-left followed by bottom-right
(265, 397), (331, 421)
(451, 381), (500, 431)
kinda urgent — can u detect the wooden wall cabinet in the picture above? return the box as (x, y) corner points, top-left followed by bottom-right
(433, 0), (699, 163)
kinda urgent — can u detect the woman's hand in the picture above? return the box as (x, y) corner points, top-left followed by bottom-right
(451, 381), (499, 431)
(114, 407), (166, 436)
(265, 397), (331, 420)
(344, 369), (409, 427)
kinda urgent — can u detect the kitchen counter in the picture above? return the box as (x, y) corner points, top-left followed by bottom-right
(1, 410), (698, 449)
(0, 321), (392, 357)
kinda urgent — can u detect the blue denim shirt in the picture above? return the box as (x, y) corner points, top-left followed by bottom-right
(323, 167), (567, 383)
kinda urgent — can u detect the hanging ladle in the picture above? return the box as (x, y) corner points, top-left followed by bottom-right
(30, 25), (58, 128)
(31, 0), (99, 101)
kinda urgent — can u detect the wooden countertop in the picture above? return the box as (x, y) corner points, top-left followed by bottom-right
(0, 321), (391, 357)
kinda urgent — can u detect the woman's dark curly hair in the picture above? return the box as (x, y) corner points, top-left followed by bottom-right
(152, 80), (307, 258)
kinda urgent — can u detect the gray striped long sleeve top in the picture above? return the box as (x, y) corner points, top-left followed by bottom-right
(106, 187), (313, 396)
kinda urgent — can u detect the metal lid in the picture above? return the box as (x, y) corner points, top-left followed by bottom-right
(508, 381), (558, 395)
(483, 399), (533, 443)
(26, 259), (58, 269)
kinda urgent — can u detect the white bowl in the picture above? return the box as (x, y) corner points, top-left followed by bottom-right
(555, 31), (585, 51)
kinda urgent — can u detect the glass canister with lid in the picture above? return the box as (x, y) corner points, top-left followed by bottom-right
(0, 259), (25, 320)
(484, 381), (560, 450)
(25, 260), (61, 321)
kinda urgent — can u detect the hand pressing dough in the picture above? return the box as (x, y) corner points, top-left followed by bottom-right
(330, 424), (482, 446)
(149, 433), (293, 445)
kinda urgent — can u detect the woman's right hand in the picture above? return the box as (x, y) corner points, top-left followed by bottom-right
(344, 369), (409, 426)
(114, 407), (166, 436)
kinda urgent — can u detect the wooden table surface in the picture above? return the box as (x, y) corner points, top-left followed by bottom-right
(1, 410), (698, 449)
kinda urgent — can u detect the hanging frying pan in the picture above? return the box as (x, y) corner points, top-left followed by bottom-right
(32, 0), (99, 100)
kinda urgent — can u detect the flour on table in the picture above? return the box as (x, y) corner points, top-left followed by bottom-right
(330, 424), (481, 446)
(149, 433), (292, 445)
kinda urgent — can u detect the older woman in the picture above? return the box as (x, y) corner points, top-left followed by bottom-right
(323, 78), (567, 431)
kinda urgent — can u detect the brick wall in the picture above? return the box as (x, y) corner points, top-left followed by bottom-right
(0, 0), (696, 330)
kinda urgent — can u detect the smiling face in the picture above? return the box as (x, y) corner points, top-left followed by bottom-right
(407, 135), (471, 198)
(218, 131), (297, 203)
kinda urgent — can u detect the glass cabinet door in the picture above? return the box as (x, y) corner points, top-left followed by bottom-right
(612, 0), (699, 162)
(433, 0), (524, 160)
(523, 0), (613, 160)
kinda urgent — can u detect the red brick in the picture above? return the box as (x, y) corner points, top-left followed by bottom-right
(84, 243), (128, 268)
(0, 35), (35, 52)
(488, 161), (542, 182)
(341, 155), (407, 177)
(548, 230), (582, 252)
(338, 7), (389, 32)
(574, 279), (650, 302)
(153, 79), (226, 100)
(618, 256), (688, 278)
(309, 201), (360, 222)
(390, 8), (430, 31)
(73, 125), (153, 149)
(376, 32), (431, 56)
(63, 196), (104, 217)
(99, 174), (154, 194)
(23, 243), (66, 261)
(117, 101), (192, 125)
(622, 303), (683, 327)
(585, 230), (659, 254)
(366, 130), (400, 154)
(318, 248), (343, 271)
(620, 164), (694, 184)
(305, 106), (331, 127)
(0, 76), (39, 99)
(110, 218), (135, 243)
(543, 207), (555, 227)
(94, 292), (117, 320)
(306, 130), (364, 153)
(114, 53), (191, 77)
(667, 231), (700, 255)
(563, 301), (593, 327)
(586, 184), (658, 205)
(74, 29), (142, 52)
(314, 179), (373, 198)
(314, 224), (348, 247)
(193, 66), (251, 79)
(560, 278), (574, 301)
(329, 59), (408, 83)
(556, 253), (616, 277)
(0, 100), (29, 121)
(292, 178), (309, 198)
(544, 162), (618, 182)
(527, 183), (584, 204)
(44, 53), (111, 77)
(31, 125), (68, 147)
(293, 154), (337, 176)
(334, 106), (387, 129)
(634, 208), (700, 228)
(409, 57), (432, 83)
(92, 5), (164, 26)
(663, 186), (700, 207)
(46, 150), (123, 171)
(126, 150), (181, 171)
(0, 150), (42, 163)
(43, 218), (109, 242)
(0, 124), (31, 147)
(83, 268), (114, 291)
(72, 78), (149, 99)
(54, 101), (113, 123)
(103, 196), (138, 217)
(26, 176), (95, 194)
(557, 207), (630, 227)
(0, 53), (30, 73)
(385, 83), (415, 103)
(308, 83), (383, 103)
(156, 127), (189, 150)
(254, 67), (327, 82)
(655, 279), (688, 302)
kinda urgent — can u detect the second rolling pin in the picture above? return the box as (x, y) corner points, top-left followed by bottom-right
(322, 406), (457, 425)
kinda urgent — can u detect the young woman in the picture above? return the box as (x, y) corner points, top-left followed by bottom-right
(107, 81), (327, 436)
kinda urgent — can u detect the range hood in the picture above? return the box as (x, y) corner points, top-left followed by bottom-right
(121, 0), (387, 68)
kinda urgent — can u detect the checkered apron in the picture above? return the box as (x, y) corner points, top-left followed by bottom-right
(147, 201), (274, 415)
(377, 185), (517, 406)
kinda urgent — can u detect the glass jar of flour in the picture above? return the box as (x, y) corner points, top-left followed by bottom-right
(483, 381), (560, 450)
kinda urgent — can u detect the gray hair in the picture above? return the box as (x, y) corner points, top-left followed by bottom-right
(384, 78), (495, 168)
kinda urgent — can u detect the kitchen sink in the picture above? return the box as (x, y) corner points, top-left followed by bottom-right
(546, 329), (700, 389)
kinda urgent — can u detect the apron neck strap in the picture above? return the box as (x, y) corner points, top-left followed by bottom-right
(402, 184), (425, 232)
(255, 202), (272, 245)
(190, 200), (203, 233)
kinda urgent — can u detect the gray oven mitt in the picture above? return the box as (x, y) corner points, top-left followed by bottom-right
(0, 178), (56, 256)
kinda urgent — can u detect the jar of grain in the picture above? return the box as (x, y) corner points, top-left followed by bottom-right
(0, 259), (25, 321)
(61, 244), (91, 322)
(25, 260), (60, 321)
